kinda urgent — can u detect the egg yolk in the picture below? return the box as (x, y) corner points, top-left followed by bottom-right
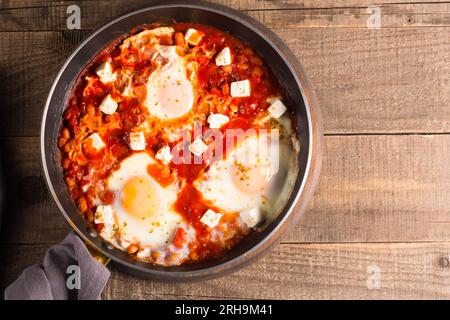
(145, 46), (194, 120)
(230, 134), (277, 194)
(231, 160), (273, 194)
(150, 75), (193, 118)
(121, 176), (159, 220)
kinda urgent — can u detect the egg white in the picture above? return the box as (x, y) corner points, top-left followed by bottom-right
(144, 45), (194, 120)
(194, 131), (284, 214)
(106, 152), (183, 249)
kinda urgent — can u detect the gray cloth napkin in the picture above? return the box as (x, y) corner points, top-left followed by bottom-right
(4, 231), (110, 300)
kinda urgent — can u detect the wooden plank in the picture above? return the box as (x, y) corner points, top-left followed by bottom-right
(3, 0), (447, 12)
(288, 134), (450, 243)
(3, 134), (450, 245)
(0, 136), (69, 244)
(250, 4), (450, 28)
(1, 242), (450, 299)
(0, 30), (89, 137)
(1, 1), (450, 31)
(1, 26), (450, 136)
(279, 27), (450, 134)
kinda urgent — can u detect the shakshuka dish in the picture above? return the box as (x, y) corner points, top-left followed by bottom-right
(59, 23), (300, 266)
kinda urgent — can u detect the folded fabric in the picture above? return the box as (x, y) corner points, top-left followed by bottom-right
(4, 231), (110, 300)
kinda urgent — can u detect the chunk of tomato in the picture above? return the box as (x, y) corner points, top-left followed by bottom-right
(173, 228), (187, 248)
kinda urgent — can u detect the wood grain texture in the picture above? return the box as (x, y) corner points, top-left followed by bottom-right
(1, 1), (450, 30)
(104, 242), (450, 300)
(1, 27), (450, 136)
(0, 31), (89, 137)
(2, 0), (445, 11)
(3, 135), (450, 245)
(291, 134), (450, 243)
(2, 242), (450, 299)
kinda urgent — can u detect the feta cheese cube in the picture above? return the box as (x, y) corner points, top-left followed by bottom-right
(185, 28), (203, 46)
(95, 205), (115, 237)
(85, 133), (105, 151)
(99, 94), (118, 115)
(189, 138), (208, 156)
(137, 247), (152, 259)
(81, 183), (91, 193)
(215, 47), (232, 66)
(230, 79), (251, 97)
(268, 99), (287, 118)
(207, 113), (229, 129)
(119, 239), (132, 250)
(96, 61), (117, 84)
(129, 131), (146, 151)
(200, 209), (222, 229)
(155, 145), (173, 164)
(240, 207), (263, 228)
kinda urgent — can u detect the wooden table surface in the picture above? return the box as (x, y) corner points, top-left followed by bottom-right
(1, 0), (450, 300)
